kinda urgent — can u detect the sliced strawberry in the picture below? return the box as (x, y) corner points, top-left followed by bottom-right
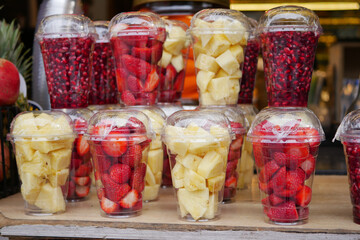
(74, 118), (88, 132)
(92, 124), (109, 137)
(284, 143), (309, 169)
(109, 163), (132, 184)
(259, 181), (273, 195)
(70, 158), (82, 170)
(121, 54), (151, 79)
(77, 135), (90, 157)
(164, 64), (177, 84)
(75, 185), (90, 198)
(228, 149), (241, 162)
(272, 152), (287, 166)
(74, 176), (91, 186)
(303, 127), (321, 148)
(226, 159), (238, 178)
(97, 187), (105, 200)
(102, 174), (131, 202)
(134, 92), (157, 105)
(121, 90), (136, 105)
(131, 43), (162, 63)
(100, 197), (119, 214)
(116, 68), (129, 92)
(267, 201), (299, 223)
(173, 70), (185, 91)
(225, 176), (237, 188)
(144, 68), (160, 92)
(230, 138), (243, 151)
(126, 117), (146, 134)
(119, 189), (139, 209)
(295, 185), (312, 207)
(75, 162), (92, 177)
(275, 168), (305, 198)
(101, 131), (128, 157)
(110, 37), (130, 54)
(130, 163), (146, 193)
(268, 166), (287, 192)
(127, 74), (143, 92)
(300, 155), (316, 179)
(258, 160), (279, 183)
(253, 143), (265, 168)
(121, 145), (142, 168)
(261, 194), (284, 206)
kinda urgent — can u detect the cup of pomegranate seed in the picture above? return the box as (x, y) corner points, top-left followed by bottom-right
(158, 20), (190, 103)
(36, 14), (97, 109)
(188, 9), (250, 106)
(109, 12), (166, 106)
(89, 21), (118, 105)
(334, 109), (360, 224)
(60, 108), (93, 202)
(247, 107), (325, 225)
(85, 110), (154, 217)
(238, 18), (260, 104)
(163, 110), (232, 221)
(257, 6), (322, 107)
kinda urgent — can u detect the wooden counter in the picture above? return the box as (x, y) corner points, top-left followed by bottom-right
(0, 175), (359, 239)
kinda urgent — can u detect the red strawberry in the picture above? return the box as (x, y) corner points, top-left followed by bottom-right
(119, 189), (139, 209)
(273, 152), (287, 167)
(97, 187), (105, 200)
(130, 163), (146, 192)
(121, 145), (142, 168)
(92, 124), (109, 137)
(101, 131), (128, 157)
(76, 135), (90, 157)
(111, 37), (130, 54)
(230, 138), (243, 151)
(259, 181), (273, 195)
(127, 74), (143, 92)
(303, 127), (321, 148)
(102, 174), (131, 202)
(70, 158), (82, 170)
(109, 163), (131, 184)
(74, 176), (91, 186)
(116, 68), (129, 92)
(75, 162), (92, 177)
(228, 149), (241, 162)
(261, 194), (284, 206)
(300, 155), (316, 179)
(134, 92), (157, 105)
(275, 168), (305, 198)
(225, 176), (237, 188)
(121, 54), (151, 79)
(226, 159), (238, 178)
(100, 197), (119, 214)
(74, 118), (88, 132)
(268, 166), (287, 192)
(121, 90), (136, 105)
(164, 64), (177, 83)
(173, 70), (185, 91)
(75, 185), (90, 198)
(131, 42), (162, 63)
(144, 69), (160, 92)
(253, 143), (265, 168)
(267, 201), (299, 223)
(295, 185), (312, 207)
(126, 117), (146, 134)
(285, 143), (309, 169)
(67, 180), (76, 198)
(258, 160), (279, 183)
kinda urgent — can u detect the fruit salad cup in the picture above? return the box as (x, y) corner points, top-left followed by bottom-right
(7, 111), (76, 215)
(89, 21), (118, 105)
(257, 6), (322, 107)
(163, 110), (232, 221)
(85, 110), (154, 217)
(158, 20), (190, 103)
(247, 107), (325, 225)
(61, 109), (93, 202)
(238, 18), (260, 104)
(109, 12), (166, 106)
(334, 109), (360, 224)
(36, 14), (97, 109)
(188, 9), (250, 106)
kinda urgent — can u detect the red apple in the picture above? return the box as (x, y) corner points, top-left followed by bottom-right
(0, 144), (10, 182)
(0, 59), (20, 106)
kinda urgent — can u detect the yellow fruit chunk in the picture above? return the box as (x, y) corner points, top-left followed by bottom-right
(171, 54), (184, 73)
(224, 21), (247, 45)
(195, 53), (219, 73)
(177, 153), (202, 171)
(49, 148), (72, 171)
(150, 137), (162, 150)
(34, 183), (66, 213)
(184, 169), (206, 191)
(177, 188), (209, 220)
(215, 69), (229, 78)
(212, 18), (231, 29)
(196, 70), (215, 93)
(12, 112), (37, 135)
(208, 77), (230, 101)
(21, 150), (51, 177)
(155, 171), (162, 184)
(15, 141), (35, 164)
(207, 173), (225, 192)
(197, 151), (224, 179)
(193, 42), (207, 56)
(34, 113), (55, 129)
(216, 50), (240, 75)
(200, 92), (226, 105)
(203, 192), (219, 219)
(145, 164), (156, 186)
(165, 126), (189, 157)
(229, 45), (244, 63)
(147, 149), (163, 174)
(206, 34), (230, 57)
(30, 138), (73, 154)
(159, 50), (172, 68)
(172, 162), (185, 188)
(20, 172), (44, 205)
(143, 184), (160, 201)
(48, 168), (69, 187)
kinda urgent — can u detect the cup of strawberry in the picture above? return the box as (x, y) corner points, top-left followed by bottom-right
(247, 107), (324, 225)
(85, 110), (154, 217)
(109, 12), (166, 106)
(334, 109), (360, 224)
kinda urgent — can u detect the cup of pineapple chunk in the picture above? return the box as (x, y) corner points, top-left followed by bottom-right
(7, 111), (76, 215)
(188, 9), (250, 106)
(162, 110), (233, 221)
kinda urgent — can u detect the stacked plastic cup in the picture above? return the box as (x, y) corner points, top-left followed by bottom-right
(248, 6), (325, 225)
(36, 14), (97, 109)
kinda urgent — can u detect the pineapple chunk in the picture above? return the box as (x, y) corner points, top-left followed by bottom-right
(49, 148), (72, 171)
(142, 109), (164, 132)
(177, 153), (202, 171)
(210, 125), (230, 139)
(48, 168), (69, 187)
(208, 77), (230, 101)
(169, 25), (187, 40)
(171, 54), (184, 73)
(143, 184), (160, 201)
(193, 19), (212, 47)
(206, 34), (230, 57)
(195, 53), (219, 73)
(159, 50), (172, 68)
(197, 151), (224, 179)
(177, 188), (209, 220)
(21, 150), (51, 177)
(150, 137), (162, 150)
(147, 149), (163, 174)
(216, 50), (240, 75)
(172, 162), (185, 188)
(178, 198), (189, 217)
(200, 92), (226, 105)
(232, 70), (243, 79)
(212, 18), (231, 29)
(34, 183), (66, 213)
(224, 21), (247, 45)
(145, 164), (156, 186)
(15, 141), (35, 164)
(30, 138), (73, 154)
(207, 173), (225, 192)
(12, 112), (37, 135)
(196, 70), (215, 93)
(164, 38), (186, 55)
(229, 45), (244, 63)
(216, 146), (229, 166)
(20, 172), (44, 205)
(165, 126), (189, 157)
(203, 192), (219, 219)
(193, 42), (207, 56)
(34, 113), (55, 129)
(155, 171), (162, 184)
(184, 169), (206, 191)
(215, 69), (229, 78)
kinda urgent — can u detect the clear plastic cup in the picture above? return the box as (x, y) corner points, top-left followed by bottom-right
(188, 9), (250, 106)
(85, 110), (154, 217)
(158, 20), (190, 103)
(109, 12), (166, 106)
(247, 107), (325, 225)
(36, 14), (97, 109)
(7, 111), (76, 215)
(257, 6), (322, 107)
(89, 21), (118, 105)
(162, 110), (232, 221)
(60, 108), (93, 202)
(334, 109), (360, 224)
(238, 18), (260, 104)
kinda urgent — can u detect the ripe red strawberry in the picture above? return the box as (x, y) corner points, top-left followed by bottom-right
(275, 168), (305, 198)
(111, 37), (130, 54)
(134, 92), (157, 105)
(73, 176), (91, 186)
(103, 174), (131, 202)
(100, 197), (119, 214)
(144, 69), (160, 92)
(225, 176), (237, 188)
(173, 70), (185, 91)
(303, 127), (320, 148)
(164, 64), (177, 83)
(295, 185), (312, 207)
(126, 117), (146, 134)
(268, 166), (287, 192)
(262, 194), (285, 206)
(116, 68), (129, 92)
(300, 155), (316, 179)
(267, 201), (299, 223)
(285, 143), (309, 169)
(228, 149), (241, 162)
(121, 90), (136, 105)
(121, 54), (151, 79)
(109, 163), (131, 184)
(75, 162), (92, 177)
(258, 160), (279, 183)
(130, 163), (146, 192)
(75, 185), (90, 198)
(70, 158), (82, 170)
(127, 74), (143, 92)
(259, 181), (273, 195)
(101, 131), (128, 157)
(76, 135), (90, 157)
(230, 138), (243, 151)
(253, 143), (265, 168)
(131, 42), (162, 63)
(119, 189), (139, 209)
(226, 159), (238, 178)
(273, 152), (287, 167)
(92, 124), (110, 137)
(121, 145), (142, 168)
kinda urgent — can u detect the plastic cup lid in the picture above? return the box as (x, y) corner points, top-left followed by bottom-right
(334, 109), (360, 143)
(60, 108), (93, 134)
(94, 20), (110, 42)
(125, 106), (166, 134)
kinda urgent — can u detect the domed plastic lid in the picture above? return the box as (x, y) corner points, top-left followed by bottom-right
(94, 21), (109, 42)
(36, 14), (97, 39)
(257, 5), (322, 34)
(61, 108), (93, 134)
(238, 104), (259, 125)
(8, 110), (76, 140)
(334, 109), (360, 143)
(108, 11), (166, 42)
(85, 109), (155, 142)
(247, 17), (258, 39)
(125, 106), (166, 134)
(189, 8), (250, 34)
(247, 107), (325, 144)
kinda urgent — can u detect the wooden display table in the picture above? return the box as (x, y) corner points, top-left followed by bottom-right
(0, 175), (359, 239)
